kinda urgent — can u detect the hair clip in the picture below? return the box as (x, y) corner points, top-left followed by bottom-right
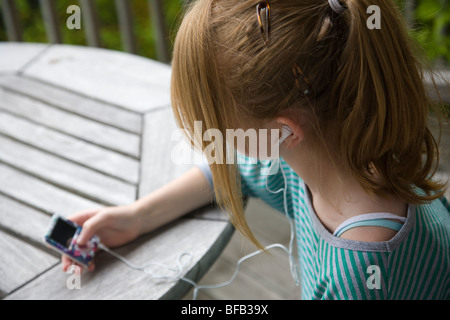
(328, 0), (346, 15)
(293, 64), (313, 97)
(256, 2), (271, 46)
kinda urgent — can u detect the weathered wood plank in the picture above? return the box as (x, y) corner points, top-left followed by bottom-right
(429, 115), (450, 176)
(6, 217), (233, 300)
(140, 108), (229, 221)
(187, 198), (302, 300)
(403, 0), (415, 29)
(23, 45), (172, 112)
(39, 0), (62, 43)
(115, 0), (137, 54)
(161, 220), (234, 300)
(0, 194), (51, 246)
(139, 109), (227, 221)
(0, 1), (22, 42)
(0, 75), (142, 134)
(424, 69), (450, 104)
(215, 232), (300, 299)
(79, 0), (102, 47)
(241, 198), (291, 245)
(0, 135), (136, 206)
(139, 108), (194, 196)
(148, 0), (170, 63)
(188, 248), (283, 300)
(434, 172), (450, 201)
(0, 43), (48, 74)
(0, 88), (140, 158)
(0, 112), (139, 184)
(0, 163), (101, 217)
(243, 200), (301, 300)
(0, 230), (58, 296)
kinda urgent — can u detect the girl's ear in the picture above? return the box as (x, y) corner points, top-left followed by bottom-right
(275, 116), (304, 148)
(280, 125), (293, 144)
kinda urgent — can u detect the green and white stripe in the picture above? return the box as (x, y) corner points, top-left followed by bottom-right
(200, 156), (450, 299)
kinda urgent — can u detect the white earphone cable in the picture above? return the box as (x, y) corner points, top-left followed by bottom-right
(264, 158), (301, 286)
(99, 157), (300, 299)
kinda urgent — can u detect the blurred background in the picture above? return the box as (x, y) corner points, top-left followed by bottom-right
(0, 0), (449, 65)
(0, 0), (184, 62)
(0, 0), (449, 300)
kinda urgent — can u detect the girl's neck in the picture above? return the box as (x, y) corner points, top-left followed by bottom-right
(282, 148), (408, 233)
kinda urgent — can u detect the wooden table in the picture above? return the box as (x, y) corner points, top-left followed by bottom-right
(0, 42), (233, 300)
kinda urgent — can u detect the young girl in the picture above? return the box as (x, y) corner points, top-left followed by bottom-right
(63, 0), (450, 299)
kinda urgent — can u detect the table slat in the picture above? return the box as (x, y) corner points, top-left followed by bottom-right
(0, 163), (101, 216)
(23, 45), (172, 112)
(0, 111), (139, 184)
(0, 88), (140, 158)
(139, 109), (227, 221)
(0, 194), (51, 246)
(0, 75), (142, 134)
(0, 230), (58, 297)
(0, 135), (136, 206)
(0, 43), (48, 74)
(139, 108), (195, 196)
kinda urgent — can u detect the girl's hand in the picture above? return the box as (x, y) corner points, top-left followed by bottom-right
(61, 167), (214, 273)
(61, 204), (141, 273)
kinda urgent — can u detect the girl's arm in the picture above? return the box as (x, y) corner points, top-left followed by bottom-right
(62, 166), (214, 271)
(133, 166), (214, 235)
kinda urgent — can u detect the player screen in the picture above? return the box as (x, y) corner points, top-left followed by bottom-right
(49, 218), (77, 248)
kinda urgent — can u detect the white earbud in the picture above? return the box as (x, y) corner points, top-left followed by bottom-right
(279, 125), (293, 145)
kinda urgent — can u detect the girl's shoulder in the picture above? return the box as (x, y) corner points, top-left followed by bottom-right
(307, 199), (450, 299)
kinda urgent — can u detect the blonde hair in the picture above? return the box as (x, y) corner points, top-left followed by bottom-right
(171, 0), (447, 248)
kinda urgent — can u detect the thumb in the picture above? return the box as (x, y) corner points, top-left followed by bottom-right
(76, 213), (106, 245)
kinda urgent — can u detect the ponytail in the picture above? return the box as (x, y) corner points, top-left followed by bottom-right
(330, 0), (445, 202)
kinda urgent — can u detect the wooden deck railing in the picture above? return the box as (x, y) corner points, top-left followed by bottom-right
(0, 0), (422, 64)
(0, 0), (440, 61)
(0, 0), (448, 102)
(0, 0), (172, 63)
(426, 70), (450, 105)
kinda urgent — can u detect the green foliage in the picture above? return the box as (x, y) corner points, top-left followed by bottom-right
(0, 0), (447, 64)
(0, 0), (185, 60)
(410, 0), (450, 64)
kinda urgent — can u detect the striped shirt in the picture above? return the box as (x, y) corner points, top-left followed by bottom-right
(199, 157), (450, 299)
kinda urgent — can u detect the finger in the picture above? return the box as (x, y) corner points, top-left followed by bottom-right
(67, 208), (101, 226)
(62, 255), (71, 271)
(87, 263), (95, 272)
(62, 256), (84, 273)
(76, 211), (109, 245)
